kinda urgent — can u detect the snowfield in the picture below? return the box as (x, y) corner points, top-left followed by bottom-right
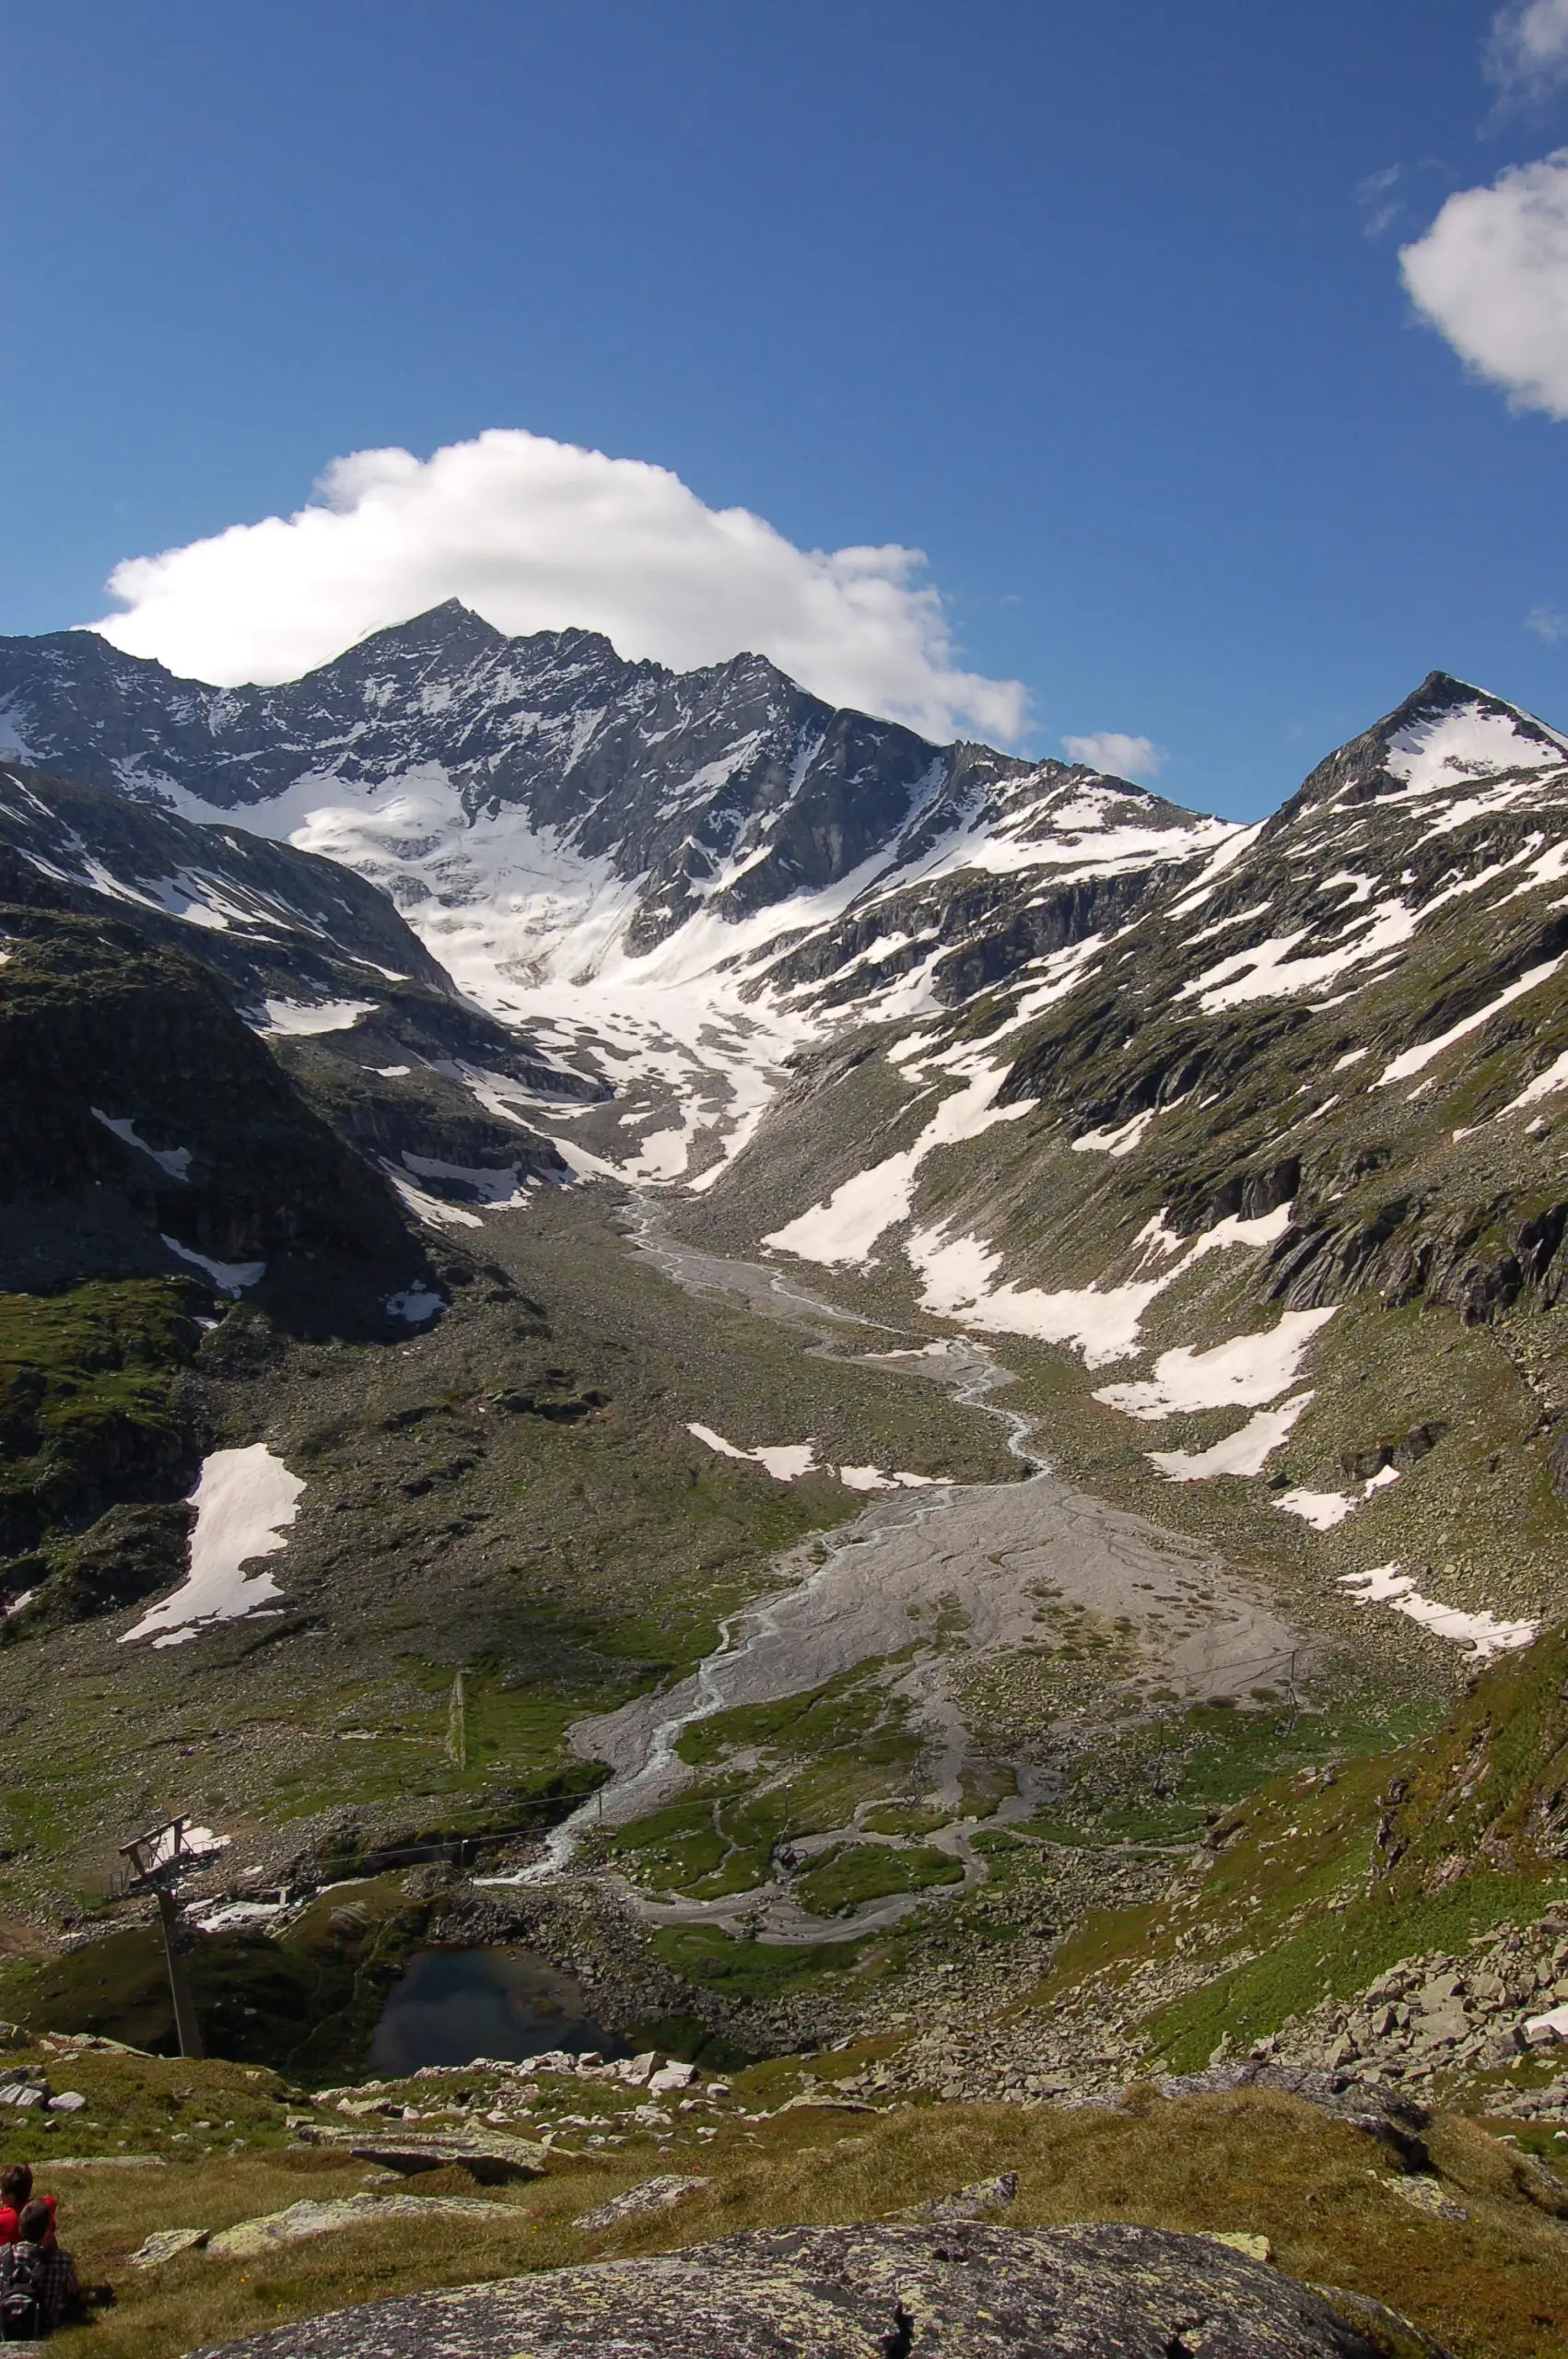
(1378, 701), (1568, 804)
(685, 1424), (944, 1491)
(159, 1236), (267, 1292)
(1339, 1563), (1538, 1660)
(1145, 1393), (1314, 1482)
(1093, 1308), (1338, 1420)
(154, 731), (1223, 1199)
(123, 1445), (305, 1649)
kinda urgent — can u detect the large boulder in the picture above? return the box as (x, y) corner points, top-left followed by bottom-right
(192, 2220), (1450, 2357)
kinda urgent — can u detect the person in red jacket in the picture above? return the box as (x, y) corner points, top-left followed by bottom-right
(0, 2165), (55, 2248)
(0, 2199), (79, 2337)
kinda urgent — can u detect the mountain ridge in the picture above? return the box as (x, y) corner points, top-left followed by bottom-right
(0, 606), (1234, 1192)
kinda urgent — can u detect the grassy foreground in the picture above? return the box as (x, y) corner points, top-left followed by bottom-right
(1, 2041), (1562, 2359)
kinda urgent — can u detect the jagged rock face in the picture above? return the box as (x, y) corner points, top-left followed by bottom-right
(188, 2221), (1444, 2358)
(0, 904), (427, 1328)
(0, 604), (1203, 957)
(0, 606), (1230, 1180)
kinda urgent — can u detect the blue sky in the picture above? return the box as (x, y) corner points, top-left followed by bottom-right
(7, 1), (1568, 816)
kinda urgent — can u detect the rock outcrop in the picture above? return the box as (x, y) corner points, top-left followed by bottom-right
(190, 2221), (1450, 2357)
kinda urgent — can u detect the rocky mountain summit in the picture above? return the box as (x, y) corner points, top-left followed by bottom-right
(0, 603), (1231, 1174)
(0, 601), (1212, 956)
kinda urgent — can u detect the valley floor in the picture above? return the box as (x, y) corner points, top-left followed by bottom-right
(0, 1180), (1469, 2068)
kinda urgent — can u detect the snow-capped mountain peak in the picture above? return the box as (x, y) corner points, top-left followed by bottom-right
(1281, 671), (1568, 825)
(0, 605), (1231, 1182)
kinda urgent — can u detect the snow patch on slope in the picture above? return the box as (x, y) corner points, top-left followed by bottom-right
(92, 1110), (192, 1180)
(1375, 957), (1563, 1087)
(123, 1444), (303, 1649)
(1339, 1563), (1538, 1660)
(386, 1285), (443, 1323)
(160, 1236), (266, 1291)
(687, 1424), (820, 1481)
(1147, 1393), (1314, 1482)
(1093, 1308), (1337, 1419)
(387, 1175), (486, 1230)
(254, 997), (377, 1037)
(1071, 1109), (1157, 1156)
(1500, 1045), (1568, 1115)
(1177, 902), (1417, 1013)
(1274, 1485), (1356, 1530)
(1380, 703), (1567, 802)
(685, 1424), (942, 1490)
(397, 1152), (531, 1207)
(906, 1203), (1295, 1367)
(908, 1229), (1169, 1365)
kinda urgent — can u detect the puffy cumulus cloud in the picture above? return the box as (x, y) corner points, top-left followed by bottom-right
(1060, 731), (1164, 781)
(1400, 152), (1568, 418)
(1487, 0), (1568, 100)
(89, 428), (1029, 745)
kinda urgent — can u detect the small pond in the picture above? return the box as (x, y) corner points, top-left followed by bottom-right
(367, 1946), (629, 2076)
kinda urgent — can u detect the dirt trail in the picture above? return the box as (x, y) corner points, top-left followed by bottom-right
(486, 1216), (1314, 1936)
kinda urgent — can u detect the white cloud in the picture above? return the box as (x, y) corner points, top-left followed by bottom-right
(1358, 165), (1403, 241)
(1060, 731), (1164, 781)
(1527, 602), (1568, 640)
(88, 428), (1028, 745)
(1487, 0), (1568, 100)
(1400, 151), (1568, 419)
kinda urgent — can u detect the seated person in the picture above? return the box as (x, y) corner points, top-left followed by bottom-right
(0, 2201), (79, 2338)
(0, 2167), (53, 2249)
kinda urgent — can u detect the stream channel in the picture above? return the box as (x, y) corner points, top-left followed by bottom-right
(474, 1207), (1316, 1944)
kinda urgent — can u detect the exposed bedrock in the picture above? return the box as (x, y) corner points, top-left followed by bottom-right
(188, 2222), (1450, 2359)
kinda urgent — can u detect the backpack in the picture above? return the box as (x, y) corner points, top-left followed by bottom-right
(0, 2244), (45, 2341)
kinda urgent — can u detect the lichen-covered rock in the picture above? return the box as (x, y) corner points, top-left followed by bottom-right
(575, 2174), (710, 2231)
(1206, 2230), (1273, 2262)
(191, 2220), (1452, 2357)
(129, 2226), (209, 2268)
(327, 2129), (550, 2184)
(891, 2171), (1018, 2222)
(205, 2192), (501, 2259)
